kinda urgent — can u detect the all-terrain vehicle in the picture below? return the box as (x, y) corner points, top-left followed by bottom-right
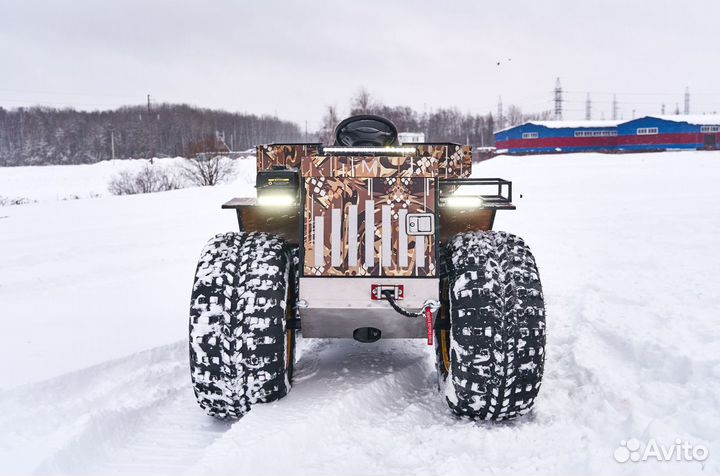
(189, 115), (546, 420)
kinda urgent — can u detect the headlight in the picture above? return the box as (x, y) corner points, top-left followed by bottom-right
(257, 192), (296, 207)
(444, 195), (484, 208)
(256, 168), (299, 207)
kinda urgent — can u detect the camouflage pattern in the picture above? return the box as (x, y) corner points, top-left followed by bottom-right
(258, 143), (471, 177)
(300, 145), (472, 179)
(257, 144), (321, 171)
(301, 155), (438, 178)
(255, 142), (472, 278)
(303, 176), (436, 277)
(416, 144), (473, 179)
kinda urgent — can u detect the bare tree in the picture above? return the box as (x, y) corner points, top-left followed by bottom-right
(319, 105), (339, 144)
(181, 135), (236, 186)
(108, 164), (181, 195)
(351, 88), (375, 115)
(181, 156), (235, 186)
(506, 105), (524, 127)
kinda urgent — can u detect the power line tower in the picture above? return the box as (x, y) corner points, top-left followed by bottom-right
(554, 78), (563, 120)
(661, 103), (666, 115)
(497, 96), (504, 129)
(612, 94), (618, 120)
(684, 87), (690, 114)
(585, 93), (592, 120)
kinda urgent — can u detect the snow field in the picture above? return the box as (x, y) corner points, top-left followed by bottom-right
(0, 150), (719, 474)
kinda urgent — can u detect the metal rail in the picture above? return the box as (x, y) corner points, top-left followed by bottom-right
(438, 178), (513, 207)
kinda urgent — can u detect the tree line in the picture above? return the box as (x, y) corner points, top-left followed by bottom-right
(0, 91), (551, 166)
(318, 89), (552, 147)
(0, 104), (303, 166)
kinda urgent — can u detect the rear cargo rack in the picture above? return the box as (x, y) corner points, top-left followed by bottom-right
(439, 178), (515, 210)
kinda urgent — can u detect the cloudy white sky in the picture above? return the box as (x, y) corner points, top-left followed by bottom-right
(1, 0), (719, 128)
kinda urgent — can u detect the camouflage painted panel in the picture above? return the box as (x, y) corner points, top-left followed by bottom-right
(258, 143), (470, 177)
(301, 155), (438, 178)
(257, 144), (320, 171)
(435, 144), (472, 178)
(303, 177), (436, 277)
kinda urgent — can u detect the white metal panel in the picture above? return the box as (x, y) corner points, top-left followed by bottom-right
(331, 208), (342, 266)
(381, 205), (392, 267)
(314, 216), (324, 267)
(347, 204), (358, 266)
(398, 209), (408, 267)
(364, 200), (374, 268)
(299, 277), (439, 338)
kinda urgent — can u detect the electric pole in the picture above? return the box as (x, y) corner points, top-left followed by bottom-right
(110, 129), (116, 160)
(684, 87), (690, 115)
(585, 93), (591, 120)
(612, 94), (618, 120)
(497, 96), (504, 129)
(554, 78), (563, 120)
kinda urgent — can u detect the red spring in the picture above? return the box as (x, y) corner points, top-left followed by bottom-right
(425, 306), (433, 346)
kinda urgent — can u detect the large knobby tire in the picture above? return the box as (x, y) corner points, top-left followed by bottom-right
(435, 231), (546, 420)
(189, 232), (296, 419)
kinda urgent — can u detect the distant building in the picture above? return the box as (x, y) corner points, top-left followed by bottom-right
(494, 120), (620, 154)
(398, 132), (426, 144)
(617, 115), (720, 151)
(494, 115), (720, 154)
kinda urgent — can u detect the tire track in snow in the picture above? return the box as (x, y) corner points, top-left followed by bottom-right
(191, 337), (446, 475)
(189, 338), (579, 476)
(0, 342), (232, 475)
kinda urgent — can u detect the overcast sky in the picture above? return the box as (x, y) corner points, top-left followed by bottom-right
(2, 0), (719, 128)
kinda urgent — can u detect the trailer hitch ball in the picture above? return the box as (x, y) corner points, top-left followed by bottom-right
(353, 327), (382, 343)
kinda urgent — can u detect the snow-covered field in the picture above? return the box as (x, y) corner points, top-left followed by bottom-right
(0, 157), (255, 204)
(1, 151), (719, 475)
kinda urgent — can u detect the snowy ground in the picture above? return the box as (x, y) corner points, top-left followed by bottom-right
(0, 151), (719, 474)
(0, 156), (255, 204)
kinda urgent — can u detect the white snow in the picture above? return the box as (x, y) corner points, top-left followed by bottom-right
(651, 114), (720, 126)
(0, 156), (256, 204)
(1, 151), (719, 474)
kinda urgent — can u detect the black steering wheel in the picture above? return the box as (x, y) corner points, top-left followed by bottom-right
(334, 115), (399, 147)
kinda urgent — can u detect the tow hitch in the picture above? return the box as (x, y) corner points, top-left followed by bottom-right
(380, 289), (439, 346)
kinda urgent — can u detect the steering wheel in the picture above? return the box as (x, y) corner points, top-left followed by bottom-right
(334, 115), (399, 147)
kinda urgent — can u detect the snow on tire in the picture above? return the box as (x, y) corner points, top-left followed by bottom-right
(189, 232), (294, 419)
(438, 231), (546, 420)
